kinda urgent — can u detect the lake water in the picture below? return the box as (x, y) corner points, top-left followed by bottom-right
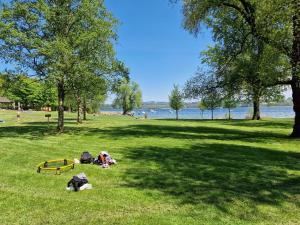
(101, 106), (294, 119)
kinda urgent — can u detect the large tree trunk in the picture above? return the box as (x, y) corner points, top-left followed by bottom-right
(176, 110), (179, 120)
(252, 96), (261, 120)
(291, 80), (300, 137)
(211, 109), (214, 120)
(228, 108), (231, 120)
(57, 82), (65, 132)
(290, 2), (300, 137)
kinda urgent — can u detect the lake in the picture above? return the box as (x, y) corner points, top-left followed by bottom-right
(101, 106), (294, 119)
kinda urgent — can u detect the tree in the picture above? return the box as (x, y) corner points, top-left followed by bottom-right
(175, 0), (300, 137)
(202, 41), (288, 120)
(223, 96), (238, 120)
(0, 0), (120, 132)
(81, 75), (108, 120)
(88, 94), (106, 114)
(113, 79), (142, 115)
(169, 85), (184, 120)
(202, 91), (222, 120)
(0, 72), (56, 110)
(198, 101), (206, 119)
(184, 72), (222, 120)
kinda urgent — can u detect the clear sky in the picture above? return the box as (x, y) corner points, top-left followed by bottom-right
(105, 0), (213, 102)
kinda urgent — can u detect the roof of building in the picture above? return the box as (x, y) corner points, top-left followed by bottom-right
(0, 96), (13, 103)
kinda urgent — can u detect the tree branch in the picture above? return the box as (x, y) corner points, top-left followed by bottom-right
(266, 79), (292, 87)
(221, 0), (290, 56)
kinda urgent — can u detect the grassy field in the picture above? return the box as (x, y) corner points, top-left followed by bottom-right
(0, 110), (300, 225)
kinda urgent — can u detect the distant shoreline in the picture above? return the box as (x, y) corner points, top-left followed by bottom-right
(100, 106), (294, 119)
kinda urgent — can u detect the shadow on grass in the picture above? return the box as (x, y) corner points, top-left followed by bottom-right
(0, 121), (89, 139)
(156, 118), (294, 129)
(123, 143), (300, 213)
(100, 124), (289, 143)
(0, 121), (292, 143)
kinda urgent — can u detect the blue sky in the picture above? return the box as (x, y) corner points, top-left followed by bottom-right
(105, 0), (213, 102)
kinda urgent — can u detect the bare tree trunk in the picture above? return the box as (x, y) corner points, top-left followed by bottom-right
(76, 96), (82, 123)
(290, 2), (300, 137)
(57, 82), (65, 132)
(228, 108), (231, 120)
(176, 110), (178, 120)
(211, 109), (214, 120)
(83, 98), (87, 120)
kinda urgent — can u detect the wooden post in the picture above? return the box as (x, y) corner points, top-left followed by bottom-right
(45, 114), (51, 127)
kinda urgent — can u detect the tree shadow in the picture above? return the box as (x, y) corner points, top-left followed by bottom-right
(123, 143), (300, 214)
(156, 118), (293, 129)
(0, 121), (101, 139)
(0, 120), (293, 143)
(99, 124), (290, 143)
(221, 120), (293, 129)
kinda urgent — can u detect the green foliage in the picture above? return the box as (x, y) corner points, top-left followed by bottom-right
(113, 79), (142, 114)
(169, 85), (184, 111)
(184, 73), (222, 120)
(198, 101), (206, 111)
(198, 100), (206, 119)
(0, 0), (122, 130)
(88, 94), (106, 114)
(179, 0), (292, 120)
(223, 98), (237, 110)
(0, 73), (56, 110)
(201, 92), (222, 112)
(0, 0), (119, 78)
(179, 0), (293, 55)
(169, 85), (184, 120)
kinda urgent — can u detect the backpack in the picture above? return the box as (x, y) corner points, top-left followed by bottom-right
(67, 176), (88, 192)
(80, 151), (93, 164)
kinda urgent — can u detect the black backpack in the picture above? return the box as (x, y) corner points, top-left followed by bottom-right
(67, 176), (88, 192)
(80, 151), (93, 164)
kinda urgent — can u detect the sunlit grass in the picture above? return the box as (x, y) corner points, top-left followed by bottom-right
(0, 110), (299, 225)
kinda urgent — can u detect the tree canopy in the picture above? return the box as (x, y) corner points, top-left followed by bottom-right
(176, 0), (300, 136)
(113, 79), (142, 115)
(169, 85), (184, 120)
(0, 0), (124, 132)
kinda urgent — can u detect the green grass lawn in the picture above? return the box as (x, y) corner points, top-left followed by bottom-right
(0, 110), (300, 225)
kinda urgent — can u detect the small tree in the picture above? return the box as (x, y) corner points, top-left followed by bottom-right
(113, 79), (142, 115)
(198, 100), (206, 119)
(223, 92), (239, 120)
(202, 91), (222, 120)
(169, 85), (184, 120)
(223, 99), (237, 120)
(184, 72), (222, 120)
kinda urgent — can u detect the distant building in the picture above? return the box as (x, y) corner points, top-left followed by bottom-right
(0, 96), (13, 109)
